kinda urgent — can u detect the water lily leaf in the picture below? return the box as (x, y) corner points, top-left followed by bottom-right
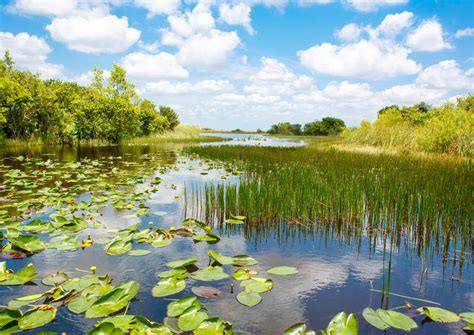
(194, 317), (233, 335)
(267, 266), (298, 276)
(460, 312), (474, 324)
(86, 281), (140, 318)
(377, 309), (417, 331)
(68, 295), (98, 314)
(232, 255), (258, 266)
(95, 315), (135, 332)
(0, 308), (22, 328)
(42, 272), (69, 286)
(416, 306), (460, 323)
(283, 323), (316, 335)
(10, 235), (46, 253)
(128, 249), (151, 256)
(224, 219), (244, 224)
(158, 267), (188, 280)
(324, 312), (358, 335)
(230, 214), (246, 220)
(167, 296), (200, 317)
(133, 315), (173, 334)
(191, 266), (229, 282)
(177, 305), (208, 331)
(208, 250), (233, 265)
(236, 290), (261, 307)
(241, 278), (273, 293)
(152, 277), (186, 297)
(18, 305), (56, 330)
(62, 274), (103, 292)
(191, 286), (221, 299)
(105, 237), (132, 255)
(233, 268), (257, 281)
(0, 263), (37, 286)
(362, 308), (389, 330)
(88, 322), (123, 335)
(151, 235), (172, 248)
(166, 258), (198, 269)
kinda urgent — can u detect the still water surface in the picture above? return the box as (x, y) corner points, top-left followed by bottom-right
(0, 135), (471, 334)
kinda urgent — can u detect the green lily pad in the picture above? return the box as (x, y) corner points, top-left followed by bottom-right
(267, 266), (298, 276)
(128, 249), (151, 256)
(105, 237), (132, 255)
(241, 278), (273, 293)
(416, 306), (460, 323)
(224, 219), (244, 224)
(233, 268), (257, 281)
(283, 323), (316, 335)
(230, 214), (246, 220)
(0, 308), (22, 328)
(190, 266), (230, 282)
(42, 272), (69, 286)
(177, 305), (208, 331)
(10, 235), (46, 253)
(166, 258), (198, 269)
(152, 277), (186, 297)
(323, 312), (358, 335)
(167, 296), (200, 317)
(88, 322), (123, 335)
(18, 306), (57, 330)
(158, 267), (188, 280)
(232, 255), (258, 266)
(236, 290), (261, 307)
(194, 317), (233, 335)
(0, 263), (37, 286)
(460, 312), (474, 324)
(86, 281), (140, 318)
(208, 250), (234, 265)
(377, 309), (417, 331)
(362, 308), (389, 330)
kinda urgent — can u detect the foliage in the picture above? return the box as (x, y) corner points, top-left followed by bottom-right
(345, 95), (474, 156)
(268, 122), (302, 135)
(0, 52), (179, 143)
(268, 118), (345, 136)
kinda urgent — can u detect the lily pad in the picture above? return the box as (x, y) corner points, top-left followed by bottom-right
(88, 321), (123, 335)
(10, 235), (46, 253)
(232, 255), (258, 266)
(177, 305), (208, 331)
(377, 309), (417, 331)
(0, 308), (22, 328)
(191, 266), (230, 282)
(283, 323), (316, 335)
(167, 296), (200, 317)
(416, 306), (460, 323)
(323, 312), (358, 335)
(191, 286), (221, 299)
(267, 266), (298, 276)
(224, 219), (244, 225)
(0, 263), (37, 286)
(18, 305), (57, 330)
(236, 290), (261, 307)
(233, 268), (257, 281)
(362, 308), (389, 330)
(194, 317), (233, 335)
(166, 257), (198, 269)
(152, 277), (186, 297)
(128, 249), (151, 256)
(241, 278), (273, 293)
(86, 281), (140, 318)
(208, 250), (233, 265)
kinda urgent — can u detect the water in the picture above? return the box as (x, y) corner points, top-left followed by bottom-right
(201, 132), (306, 147)
(0, 136), (471, 334)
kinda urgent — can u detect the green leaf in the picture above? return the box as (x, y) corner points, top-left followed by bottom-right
(88, 322), (123, 335)
(167, 296), (200, 317)
(377, 309), (417, 331)
(236, 290), (261, 307)
(362, 308), (389, 330)
(158, 267), (188, 280)
(86, 281), (139, 318)
(42, 272), (69, 286)
(325, 312), (358, 335)
(152, 277), (186, 297)
(416, 306), (460, 323)
(190, 266), (230, 282)
(233, 268), (257, 281)
(151, 235), (172, 248)
(166, 257), (198, 269)
(10, 235), (46, 253)
(0, 263), (37, 286)
(283, 323), (316, 335)
(0, 309), (22, 328)
(230, 214), (246, 220)
(177, 305), (208, 331)
(232, 255), (258, 266)
(208, 250), (233, 265)
(127, 249), (151, 256)
(240, 277), (273, 293)
(18, 306), (57, 330)
(105, 237), (132, 255)
(460, 312), (474, 324)
(224, 219), (244, 225)
(267, 266), (298, 276)
(194, 317), (233, 335)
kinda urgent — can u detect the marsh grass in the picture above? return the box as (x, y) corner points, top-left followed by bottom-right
(185, 145), (472, 268)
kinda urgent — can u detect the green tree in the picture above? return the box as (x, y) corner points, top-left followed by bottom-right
(159, 105), (179, 130)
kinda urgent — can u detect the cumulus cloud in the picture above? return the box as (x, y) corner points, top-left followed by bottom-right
(345, 0), (409, 12)
(9, 0), (77, 17)
(176, 29), (240, 68)
(416, 60), (474, 90)
(298, 39), (420, 80)
(219, 3), (255, 35)
(138, 40), (160, 53)
(455, 27), (474, 39)
(406, 19), (452, 52)
(335, 23), (361, 41)
(0, 31), (63, 78)
(46, 8), (140, 54)
(376, 11), (414, 37)
(121, 52), (188, 79)
(244, 57), (313, 95)
(143, 80), (234, 94)
(379, 84), (447, 105)
(134, 0), (180, 17)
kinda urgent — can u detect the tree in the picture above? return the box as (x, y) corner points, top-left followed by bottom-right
(304, 117), (346, 136)
(159, 105), (179, 130)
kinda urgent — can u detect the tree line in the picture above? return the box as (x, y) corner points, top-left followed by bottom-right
(0, 51), (179, 144)
(268, 117), (346, 136)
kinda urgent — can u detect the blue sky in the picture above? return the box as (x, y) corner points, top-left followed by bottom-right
(1, 0), (473, 129)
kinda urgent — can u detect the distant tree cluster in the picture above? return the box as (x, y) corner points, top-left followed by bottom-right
(0, 51), (179, 143)
(268, 117), (346, 136)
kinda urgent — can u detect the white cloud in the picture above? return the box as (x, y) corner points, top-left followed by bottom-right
(0, 31), (63, 78)
(176, 29), (240, 68)
(69, 69), (111, 86)
(46, 8), (140, 54)
(335, 23), (361, 42)
(134, 0), (180, 17)
(406, 19), (452, 52)
(416, 60), (474, 90)
(9, 0), (77, 17)
(298, 39), (421, 80)
(376, 11), (414, 37)
(244, 57), (313, 95)
(143, 80), (234, 94)
(455, 27), (474, 39)
(121, 52), (189, 79)
(138, 40), (160, 53)
(380, 84), (447, 105)
(345, 0), (409, 12)
(219, 3), (255, 35)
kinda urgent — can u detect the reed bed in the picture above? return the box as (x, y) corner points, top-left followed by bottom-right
(185, 145), (473, 264)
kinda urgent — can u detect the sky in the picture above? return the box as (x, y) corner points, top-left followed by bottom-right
(0, 0), (473, 130)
